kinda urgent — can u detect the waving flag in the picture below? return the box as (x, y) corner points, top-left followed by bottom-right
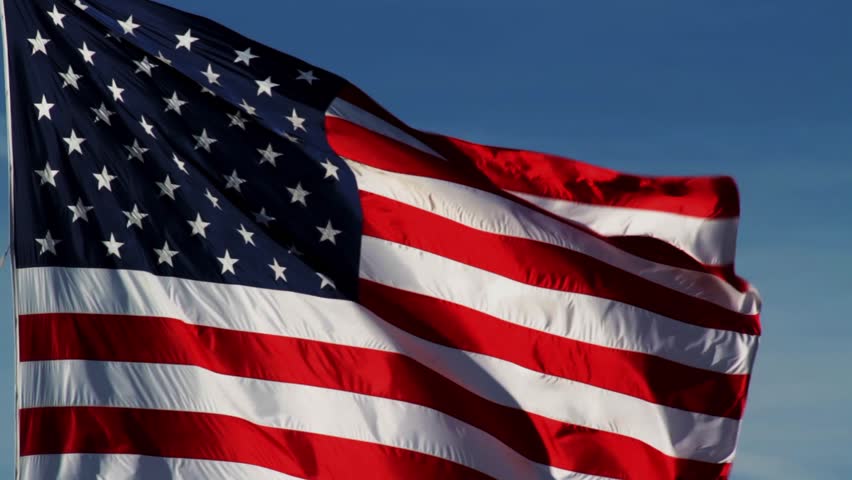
(3, 0), (762, 479)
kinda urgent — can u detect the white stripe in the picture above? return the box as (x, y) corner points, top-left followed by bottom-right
(510, 190), (739, 266)
(22, 360), (611, 480)
(327, 98), (446, 160)
(20, 454), (303, 480)
(345, 158), (760, 315)
(360, 236), (756, 375)
(17, 267), (740, 463)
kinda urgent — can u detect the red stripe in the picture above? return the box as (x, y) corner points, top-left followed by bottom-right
(336, 84), (740, 219)
(360, 190), (759, 337)
(20, 406), (493, 480)
(448, 136), (739, 218)
(20, 313), (729, 480)
(326, 115), (496, 191)
(359, 280), (749, 419)
(327, 114), (751, 292)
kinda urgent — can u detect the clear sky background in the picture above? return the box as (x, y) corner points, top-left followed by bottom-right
(1, 1), (851, 478)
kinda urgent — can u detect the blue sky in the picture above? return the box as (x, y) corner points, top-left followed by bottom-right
(2, 0), (851, 478)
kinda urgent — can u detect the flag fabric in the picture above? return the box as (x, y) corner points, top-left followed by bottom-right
(4, 1), (762, 479)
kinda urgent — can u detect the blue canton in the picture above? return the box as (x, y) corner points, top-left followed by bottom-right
(6, 0), (362, 298)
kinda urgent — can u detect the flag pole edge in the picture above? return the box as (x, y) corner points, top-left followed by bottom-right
(0, 0), (20, 478)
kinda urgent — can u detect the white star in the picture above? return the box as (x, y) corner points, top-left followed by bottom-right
(154, 241), (179, 267)
(204, 189), (222, 210)
(173, 154), (188, 174)
(201, 63), (221, 85)
(28, 31), (50, 55)
(239, 99), (257, 116)
(175, 29), (198, 50)
(74, 0), (89, 10)
(91, 102), (115, 125)
(125, 139), (149, 162)
(234, 47), (258, 65)
(296, 69), (318, 85)
(317, 272), (336, 290)
(224, 170), (246, 192)
(255, 76), (278, 96)
(269, 259), (287, 281)
(156, 174), (180, 199)
(35, 231), (61, 256)
(155, 51), (172, 66)
(63, 129), (86, 155)
(139, 116), (156, 138)
(122, 204), (148, 229)
(47, 5), (66, 28)
(102, 233), (124, 258)
(59, 65), (83, 90)
(33, 95), (54, 121)
(217, 250), (239, 275)
(320, 158), (340, 180)
(288, 244), (303, 256)
(200, 86), (216, 96)
(93, 166), (117, 191)
(78, 42), (95, 64)
(287, 183), (311, 206)
(35, 162), (60, 187)
(118, 15), (140, 36)
(68, 197), (94, 223)
(187, 213), (211, 238)
(108, 79), (125, 102)
(285, 109), (307, 132)
(257, 144), (282, 166)
(134, 56), (158, 76)
(193, 129), (217, 152)
(227, 111), (247, 130)
(317, 220), (341, 244)
(237, 224), (255, 246)
(283, 132), (301, 144)
(163, 92), (187, 114)
(254, 208), (275, 226)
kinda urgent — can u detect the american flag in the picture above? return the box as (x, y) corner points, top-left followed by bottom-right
(5, 1), (762, 479)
